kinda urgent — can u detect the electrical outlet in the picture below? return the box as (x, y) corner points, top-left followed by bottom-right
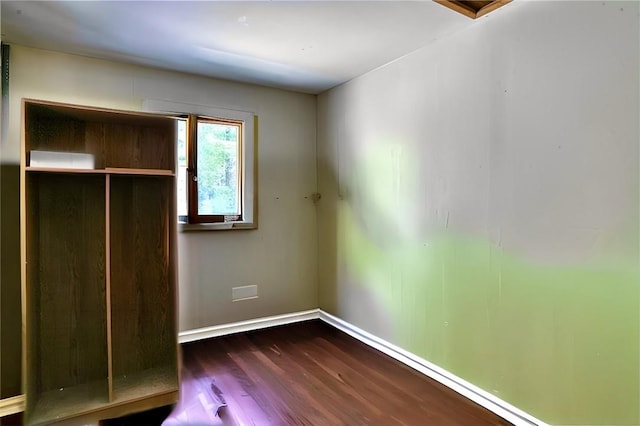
(232, 285), (258, 301)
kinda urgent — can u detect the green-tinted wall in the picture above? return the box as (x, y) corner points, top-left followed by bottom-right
(317, 2), (640, 424)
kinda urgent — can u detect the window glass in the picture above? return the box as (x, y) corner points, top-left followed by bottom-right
(196, 120), (241, 216)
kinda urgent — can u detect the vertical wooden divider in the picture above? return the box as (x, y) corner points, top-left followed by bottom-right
(105, 173), (114, 403)
(19, 100), (28, 411)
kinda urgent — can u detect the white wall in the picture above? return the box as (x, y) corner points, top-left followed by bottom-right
(6, 45), (318, 332)
(317, 1), (639, 425)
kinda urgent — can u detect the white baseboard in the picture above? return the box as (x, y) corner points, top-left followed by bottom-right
(178, 309), (320, 343)
(318, 310), (548, 426)
(179, 309), (547, 426)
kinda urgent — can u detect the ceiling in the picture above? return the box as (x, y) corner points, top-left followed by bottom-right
(0, 1), (489, 94)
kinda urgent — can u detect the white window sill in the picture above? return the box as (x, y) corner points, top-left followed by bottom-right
(178, 221), (257, 232)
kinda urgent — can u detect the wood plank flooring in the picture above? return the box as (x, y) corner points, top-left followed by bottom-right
(156, 320), (511, 426)
(4, 320), (514, 425)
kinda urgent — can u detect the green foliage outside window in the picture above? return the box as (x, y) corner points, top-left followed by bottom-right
(196, 121), (240, 215)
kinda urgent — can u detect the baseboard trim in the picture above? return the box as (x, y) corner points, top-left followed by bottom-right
(318, 310), (548, 426)
(0, 394), (25, 418)
(179, 309), (547, 426)
(178, 309), (320, 343)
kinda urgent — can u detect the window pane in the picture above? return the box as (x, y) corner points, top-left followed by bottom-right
(196, 121), (240, 216)
(177, 119), (188, 218)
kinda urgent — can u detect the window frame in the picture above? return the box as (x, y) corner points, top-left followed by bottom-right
(143, 99), (257, 231)
(187, 114), (244, 224)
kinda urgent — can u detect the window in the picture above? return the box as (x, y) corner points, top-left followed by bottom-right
(178, 115), (243, 223)
(144, 100), (257, 230)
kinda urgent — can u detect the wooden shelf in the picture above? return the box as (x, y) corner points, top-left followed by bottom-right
(25, 100), (176, 172)
(105, 167), (174, 176)
(26, 167), (174, 176)
(24, 98), (179, 127)
(113, 366), (178, 404)
(26, 166), (106, 174)
(22, 99), (179, 425)
(28, 379), (108, 426)
(27, 368), (177, 425)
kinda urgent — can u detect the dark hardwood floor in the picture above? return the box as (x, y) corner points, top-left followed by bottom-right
(3, 321), (513, 425)
(112, 320), (513, 425)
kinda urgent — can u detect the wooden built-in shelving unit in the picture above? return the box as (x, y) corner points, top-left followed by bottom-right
(21, 100), (179, 425)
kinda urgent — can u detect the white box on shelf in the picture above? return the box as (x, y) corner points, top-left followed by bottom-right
(30, 151), (95, 169)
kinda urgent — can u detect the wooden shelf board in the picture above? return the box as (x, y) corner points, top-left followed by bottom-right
(25, 167), (174, 176)
(28, 379), (108, 425)
(0, 394), (25, 417)
(28, 367), (178, 425)
(26, 166), (106, 174)
(112, 366), (178, 404)
(105, 167), (175, 176)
